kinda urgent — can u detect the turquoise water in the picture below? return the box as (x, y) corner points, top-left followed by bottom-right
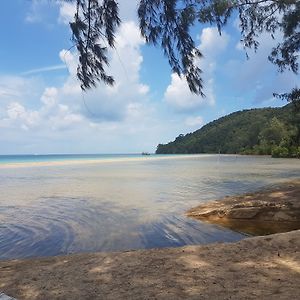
(0, 154), (148, 164)
(0, 154), (299, 260)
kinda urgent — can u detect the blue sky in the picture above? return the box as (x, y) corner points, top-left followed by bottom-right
(0, 0), (299, 154)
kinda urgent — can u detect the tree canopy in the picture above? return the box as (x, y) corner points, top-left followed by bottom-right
(156, 103), (300, 157)
(69, 0), (299, 104)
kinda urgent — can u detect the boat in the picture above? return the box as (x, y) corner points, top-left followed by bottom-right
(141, 152), (150, 156)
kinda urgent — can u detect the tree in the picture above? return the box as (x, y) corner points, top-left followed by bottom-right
(69, 0), (120, 90)
(259, 117), (289, 146)
(69, 0), (299, 104)
(155, 104), (300, 156)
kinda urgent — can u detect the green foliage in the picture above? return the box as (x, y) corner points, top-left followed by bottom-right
(138, 0), (204, 95)
(70, 0), (120, 90)
(269, 1), (300, 74)
(274, 87), (300, 108)
(67, 0), (299, 101)
(138, 0), (300, 98)
(259, 117), (289, 146)
(156, 104), (300, 158)
(272, 146), (290, 158)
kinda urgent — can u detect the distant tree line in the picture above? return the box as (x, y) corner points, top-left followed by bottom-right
(156, 104), (300, 158)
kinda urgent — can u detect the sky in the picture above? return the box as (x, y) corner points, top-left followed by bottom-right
(0, 0), (299, 154)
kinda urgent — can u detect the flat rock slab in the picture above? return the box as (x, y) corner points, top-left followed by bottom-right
(187, 180), (300, 235)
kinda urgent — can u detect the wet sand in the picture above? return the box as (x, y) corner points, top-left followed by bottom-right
(1, 180), (299, 299)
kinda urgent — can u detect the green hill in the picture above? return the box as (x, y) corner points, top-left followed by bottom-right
(156, 104), (300, 158)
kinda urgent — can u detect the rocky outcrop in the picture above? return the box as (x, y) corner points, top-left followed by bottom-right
(187, 180), (300, 235)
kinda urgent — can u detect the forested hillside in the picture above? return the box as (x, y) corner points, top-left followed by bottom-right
(156, 104), (300, 158)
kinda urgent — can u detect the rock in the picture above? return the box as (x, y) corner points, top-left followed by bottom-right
(273, 211), (294, 221)
(227, 207), (261, 219)
(187, 180), (300, 235)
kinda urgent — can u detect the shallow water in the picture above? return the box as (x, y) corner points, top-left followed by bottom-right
(0, 154), (299, 260)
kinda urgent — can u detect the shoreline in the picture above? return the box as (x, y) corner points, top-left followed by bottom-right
(1, 180), (299, 299)
(0, 154), (214, 169)
(0, 153), (291, 169)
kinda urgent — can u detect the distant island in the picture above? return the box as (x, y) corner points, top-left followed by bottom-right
(156, 104), (300, 158)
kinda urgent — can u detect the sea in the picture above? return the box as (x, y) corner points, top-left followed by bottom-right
(0, 154), (299, 260)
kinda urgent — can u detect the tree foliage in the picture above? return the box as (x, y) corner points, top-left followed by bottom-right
(70, 0), (120, 90)
(156, 104), (300, 158)
(68, 0), (299, 103)
(138, 0), (204, 95)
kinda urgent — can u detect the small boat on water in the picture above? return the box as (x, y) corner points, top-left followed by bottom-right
(141, 152), (151, 156)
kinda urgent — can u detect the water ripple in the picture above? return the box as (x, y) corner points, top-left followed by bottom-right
(0, 155), (299, 260)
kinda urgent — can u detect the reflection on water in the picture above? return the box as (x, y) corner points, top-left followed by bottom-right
(0, 155), (299, 260)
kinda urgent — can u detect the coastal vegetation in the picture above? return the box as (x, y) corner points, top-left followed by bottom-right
(156, 104), (300, 158)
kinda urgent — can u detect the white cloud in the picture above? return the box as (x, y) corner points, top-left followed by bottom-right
(57, 21), (149, 122)
(164, 27), (229, 112)
(25, 0), (58, 25)
(56, 7), (151, 124)
(185, 116), (204, 127)
(48, 104), (83, 131)
(58, 2), (76, 24)
(58, 0), (139, 24)
(0, 20), (161, 153)
(0, 76), (44, 111)
(164, 74), (210, 112)
(2, 8), (223, 154)
(25, 0), (43, 23)
(41, 87), (58, 107)
(3, 102), (40, 131)
(198, 27), (229, 56)
(225, 30), (300, 104)
(235, 41), (244, 51)
(0, 83), (84, 133)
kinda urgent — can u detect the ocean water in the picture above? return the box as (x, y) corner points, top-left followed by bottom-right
(0, 153), (143, 164)
(0, 154), (299, 260)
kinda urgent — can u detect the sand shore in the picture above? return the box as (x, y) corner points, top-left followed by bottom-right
(0, 154), (211, 169)
(0, 230), (299, 300)
(1, 180), (299, 299)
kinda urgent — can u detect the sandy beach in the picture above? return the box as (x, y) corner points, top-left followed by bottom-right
(1, 180), (300, 299)
(0, 230), (299, 300)
(0, 154), (210, 169)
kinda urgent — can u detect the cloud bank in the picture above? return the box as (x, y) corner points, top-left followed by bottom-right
(164, 27), (229, 112)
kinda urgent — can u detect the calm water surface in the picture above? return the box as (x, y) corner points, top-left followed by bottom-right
(0, 154), (299, 260)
